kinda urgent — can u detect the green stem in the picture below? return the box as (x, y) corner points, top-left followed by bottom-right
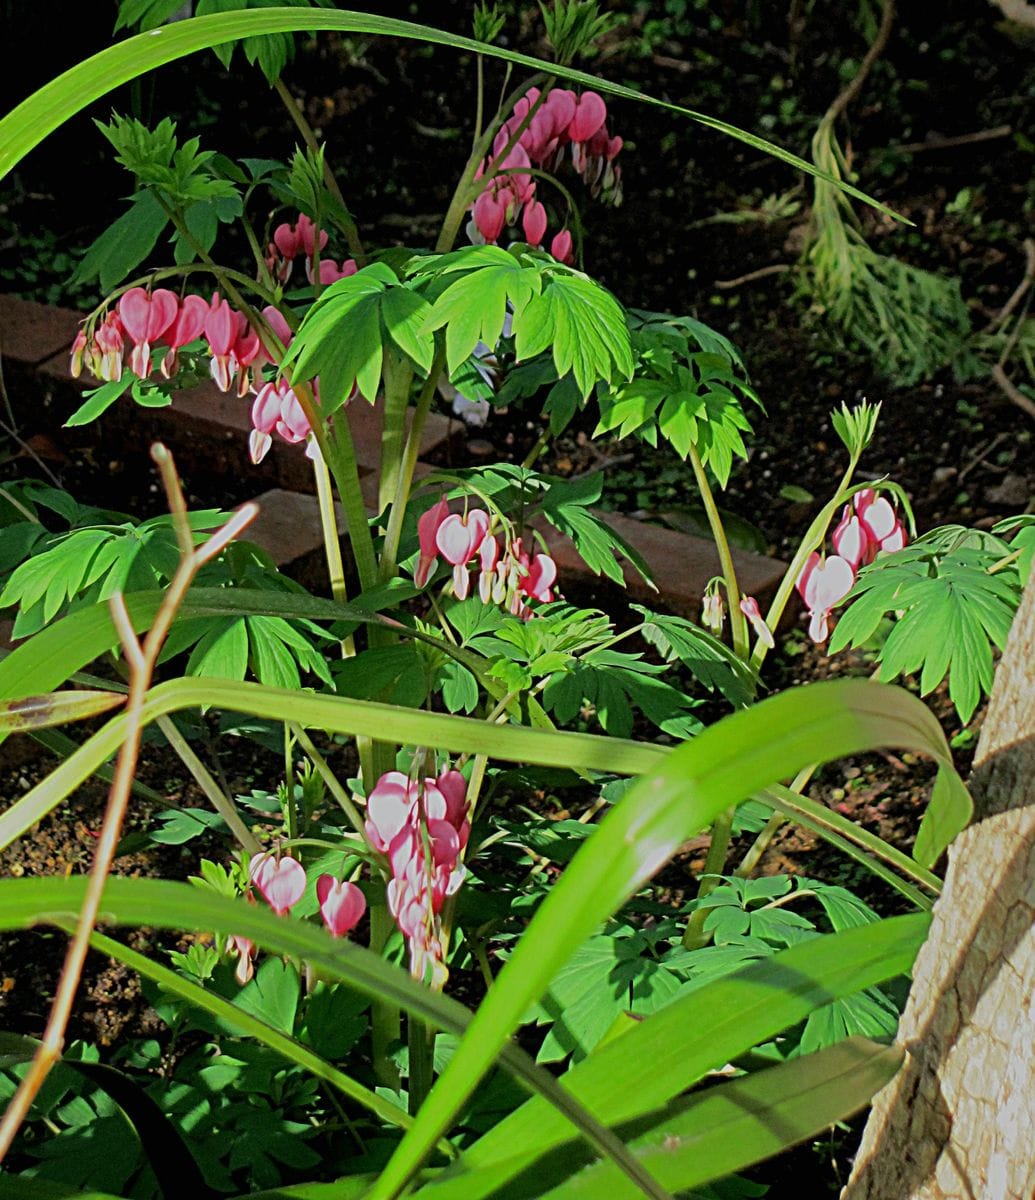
(734, 763), (814, 878)
(369, 901), (402, 1090)
(687, 443), (749, 660)
(284, 725), (298, 843)
(312, 449), (347, 604)
(289, 724), (369, 842)
(408, 1019), (434, 1116)
(380, 347), (449, 582)
(273, 76), (366, 265)
(326, 414), (379, 593)
(435, 71), (549, 253)
(681, 805), (735, 949)
(155, 715), (260, 854)
(379, 353), (415, 517)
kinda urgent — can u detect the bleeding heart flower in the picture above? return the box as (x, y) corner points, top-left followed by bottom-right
(118, 287), (179, 377)
(522, 198), (548, 247)
(740, 595), (775, 649)
(800, 555), (856, 644)
(414, 497), (450, 588)
(316, 876), (366, 938)
(550, 229), (574, 264)
(249, 853), (306, 916)
(569, 91), (607, 142)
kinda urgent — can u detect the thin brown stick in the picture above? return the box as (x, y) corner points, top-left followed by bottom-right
(991, 363), (1035, 420)
(714, 263), (793, 290)
(984, 237), (1035, 335)
(821, 0), (896, 129)
(0, 446), (257, 1163)
(893, 125), (1012, 155)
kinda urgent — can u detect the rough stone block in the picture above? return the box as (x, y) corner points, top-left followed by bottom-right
(0, 295), (83, 367)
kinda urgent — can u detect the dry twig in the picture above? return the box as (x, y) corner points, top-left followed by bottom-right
(0, 445), (258, 1162)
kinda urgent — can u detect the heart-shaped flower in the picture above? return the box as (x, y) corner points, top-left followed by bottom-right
(249, 853), (306, 916)
(316, 876), (366, 938)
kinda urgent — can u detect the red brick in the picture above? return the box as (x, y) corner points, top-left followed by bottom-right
(534, 510), (787, 619)
(0, 295), (83, 366)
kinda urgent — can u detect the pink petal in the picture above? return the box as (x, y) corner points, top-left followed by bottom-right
(832, 510), (870, 570)
(146, 289), (179, 341)
(436, 769), (469, 829)
(366, 771), (417, 851)
(550, 230), (574, 264)
(796, 551), (821, 601)
(570, 91), (607, 142)
(316, 876), (366, 938)
(804, 555), (856, 612)
(473, 190), (506, 242)
(249, 853), (306, 916)
(522, 199), (548, 247)
(858, 496), (897, 542)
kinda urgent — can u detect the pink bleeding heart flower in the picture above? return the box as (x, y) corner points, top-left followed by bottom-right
(226, 933), (256, 986)
(249, 852), (306, 916)
(316, 258), (359, 286)
(832, 507), (872, 570)
(799, 554), (856, 644)
(205, 294), (238, 392)
(249, 379), (311, 464)
(316, 875), (366, 938)
(550, 229), (574, 264)
(473, 189), (507, 243)
(159, 293), (208, 379)
(544, 89), (577, 141)
(478, 534), (500, 604)
(295, 213), (328, 258)
(569, 91), (607, 143)
(273, 222), (302, 259)
(414, 497), (450, 588)
(519, 552), (557, 604)
(701, 589), (725, 635)
(436, 768), (470, 849)
(436, 510), (490, 600)
(118, 287), (178, 378)
(880, 520), (907, 552)
(739, 595), (775, 649)
(70, 329), (88, 378)
(261, 304), (294, 355)
(855, 493), (897, 546)
(93, 313), (125, 382)
(522, 199), (548, 247)
(365, 771), (419, 853)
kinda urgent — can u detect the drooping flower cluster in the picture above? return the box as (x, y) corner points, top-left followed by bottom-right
(266, 212), (358, 286)
(365, 769), (470, 984)
(71, 286), (270, 399)
(69, 214), (359, 464)
(415, 498), (557, 617)
(469, 86), (622, 257)
(229, 851), (366, 984)
(797, 488), (908, 643)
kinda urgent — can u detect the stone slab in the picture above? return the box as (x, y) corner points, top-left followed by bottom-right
(248, 483), (788, 629)
(535, 509), (786, 619)
(0, 295), (83, 367)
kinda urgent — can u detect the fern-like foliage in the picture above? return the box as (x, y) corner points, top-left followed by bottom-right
(829, 520), (1031, 723)
(801, 121), (972, 386)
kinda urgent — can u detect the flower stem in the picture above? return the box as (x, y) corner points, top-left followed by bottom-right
(687, 443), (749, 660)
(681, 805), (735, 950)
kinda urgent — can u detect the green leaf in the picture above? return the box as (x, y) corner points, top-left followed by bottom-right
(185, 616), (250, 680)
(831, 541), (1022, 724)
(282, 265), (393, 408)
(365, 680), (963, 1199)
(0, 690), (124, 732)
(633, 605), (756, 708)
(418, 915), (925, 1200)
(514, 270), (632, 399)
(68, 190), (169, 291)
(64, 377), (135, 427)
(0, 8), (908, 230)
(421, 247), (536, 374)
(0, 877), (652, 1186)
(532, 1038), (902, 1199)
(234, 957), (301, 1034)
